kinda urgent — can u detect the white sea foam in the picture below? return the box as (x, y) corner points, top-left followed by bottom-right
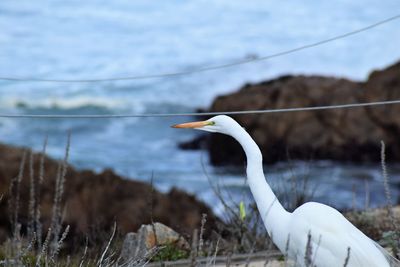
(0, 95), (135, 111)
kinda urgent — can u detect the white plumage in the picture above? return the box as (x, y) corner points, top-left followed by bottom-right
(173, 115), (397, 266)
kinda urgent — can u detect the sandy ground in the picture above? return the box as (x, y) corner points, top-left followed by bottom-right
(147, 251), (283, 267)
(214, 259), (284, 267)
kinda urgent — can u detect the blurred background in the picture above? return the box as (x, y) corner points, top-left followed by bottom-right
(1, 0), (400, 214)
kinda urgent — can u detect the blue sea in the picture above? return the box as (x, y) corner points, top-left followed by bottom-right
(1, 0), (400, 214)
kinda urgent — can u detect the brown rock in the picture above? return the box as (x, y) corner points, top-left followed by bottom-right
(142, 222), (190, 250)
(0, 143), (220, 245)
(193, 61), (400, 165)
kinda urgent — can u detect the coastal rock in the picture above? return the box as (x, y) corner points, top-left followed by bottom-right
(188, 61), (400, 165)
(120, 222), (189, 262)
(0, 143), (220, 244)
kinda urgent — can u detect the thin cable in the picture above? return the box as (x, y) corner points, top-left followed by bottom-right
(1, 99), (399, 119)
(0, 14), (399, 83)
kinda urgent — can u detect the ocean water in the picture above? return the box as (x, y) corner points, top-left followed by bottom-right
(0, 0), (400, 213)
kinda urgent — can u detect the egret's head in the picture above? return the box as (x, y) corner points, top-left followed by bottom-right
(172, 115), (238, 135)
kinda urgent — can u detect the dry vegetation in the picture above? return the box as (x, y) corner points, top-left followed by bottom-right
(0, 139), (399, 266)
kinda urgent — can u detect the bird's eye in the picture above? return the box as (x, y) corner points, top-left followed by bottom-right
(208, 121), (216, 126)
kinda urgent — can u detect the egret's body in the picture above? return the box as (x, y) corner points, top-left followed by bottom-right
(173, 115), (396, 267)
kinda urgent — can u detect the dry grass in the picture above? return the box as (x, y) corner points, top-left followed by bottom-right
(193, 142), (400, 266)
(1, 136), (400, 266)
(0, 136), (146, 266)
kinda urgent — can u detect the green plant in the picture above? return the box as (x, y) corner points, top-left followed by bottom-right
(151, 244), (189, 262)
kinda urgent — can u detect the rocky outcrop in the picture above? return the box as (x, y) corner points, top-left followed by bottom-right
(0, 143), (220, 243)
(182, 61), (400, 165)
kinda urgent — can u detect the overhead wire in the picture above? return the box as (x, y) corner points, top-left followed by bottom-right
(1, 99), (399, 119)
(0, 14), (399, 83)
(0, 14), (399, 118)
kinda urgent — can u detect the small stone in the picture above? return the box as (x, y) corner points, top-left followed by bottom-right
(120, 232), (146, 261)
(120, 222), (190, 263)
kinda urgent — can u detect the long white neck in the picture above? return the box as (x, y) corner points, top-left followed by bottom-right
(230, 126), (290, 251)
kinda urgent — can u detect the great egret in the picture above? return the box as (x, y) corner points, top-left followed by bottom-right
(173, 115), (397, 267)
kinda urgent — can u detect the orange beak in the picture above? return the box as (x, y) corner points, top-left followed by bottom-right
(171, 120), (210, 129)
